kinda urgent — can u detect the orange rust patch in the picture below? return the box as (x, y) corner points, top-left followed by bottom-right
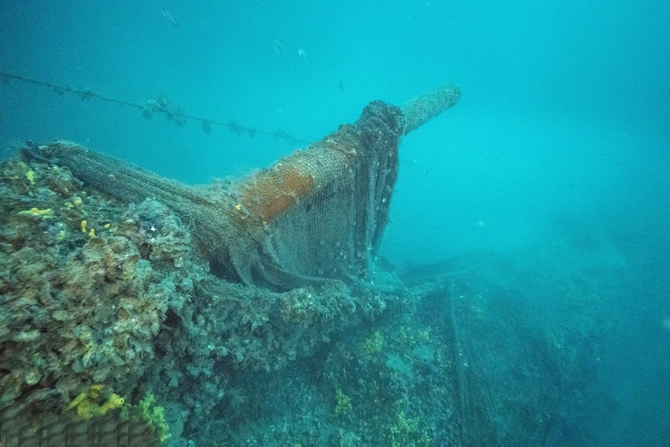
(241, 165), (315, 222)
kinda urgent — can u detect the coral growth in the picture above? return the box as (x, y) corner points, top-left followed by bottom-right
(66, 384), (125, 420)
(137, 393), (171, 443)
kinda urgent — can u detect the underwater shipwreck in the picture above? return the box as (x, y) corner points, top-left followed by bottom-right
(0, 83), (616, 446)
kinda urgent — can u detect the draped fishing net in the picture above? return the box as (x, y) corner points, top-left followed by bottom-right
(34, 85), (461, 291)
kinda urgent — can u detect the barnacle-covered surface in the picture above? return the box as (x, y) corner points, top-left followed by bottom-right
(0, 146), (618, 446)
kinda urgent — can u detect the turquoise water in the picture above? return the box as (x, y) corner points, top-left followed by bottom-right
(1, 1), (669, 445)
